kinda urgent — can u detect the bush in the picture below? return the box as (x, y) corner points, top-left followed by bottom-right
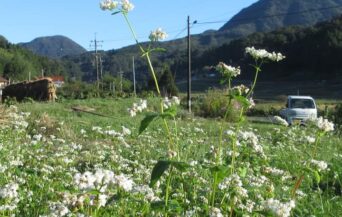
(330, 103), (342, 134)
(192, 88), (240, 122)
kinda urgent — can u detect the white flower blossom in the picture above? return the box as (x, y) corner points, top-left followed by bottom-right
(128, 99), (148, 117)
(274, 116), (289, 126)
(121, 0), (134, 12)
(310, 159), (328, 172)
(209, 207), (224, 217)
(245, 46), (286, 62)
(100, 0), (119, 11)
(309, 116), (334, 132)
(149, 28), (168, 42)
(216, 62), (241, 78)
(262, 199), (295, 217)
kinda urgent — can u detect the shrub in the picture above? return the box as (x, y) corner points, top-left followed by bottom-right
(193, 88), (240, 121)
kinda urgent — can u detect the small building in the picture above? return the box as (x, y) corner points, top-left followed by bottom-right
(0, 76), (8, 89)
(50, 76), (65, 88)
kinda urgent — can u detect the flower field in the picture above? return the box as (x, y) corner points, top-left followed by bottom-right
(0, 98), (341, 216)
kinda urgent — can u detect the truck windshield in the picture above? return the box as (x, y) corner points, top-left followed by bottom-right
(290, 99), (315, 109)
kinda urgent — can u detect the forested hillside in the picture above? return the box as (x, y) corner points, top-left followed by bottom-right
(0, 35), (81, 81)
(194, 15), (342, 81)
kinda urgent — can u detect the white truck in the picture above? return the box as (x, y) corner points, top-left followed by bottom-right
(279, 95), (317, 125)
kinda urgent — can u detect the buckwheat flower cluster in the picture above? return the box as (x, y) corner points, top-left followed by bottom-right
(132, 185), (161, 202)
(310, 116), (334, 132)
(46, 202), (70, 217)
(262, 199), (295, 217)
(219, 174), (248, 198)
(0, 183), (20, 211)
(149, 28), (168, 42)
(163, 96), (180, 109)
(245, 46), (286, 62)
(216, 62), (241, 78)
(73, 169), (134, 192)
(100, 0), (119, 10)
(121, 0), (134, 12)
(310, 159), (328, 172)
(0, 183), (19, 200)
(273, 116), (289, 127)
(209, 207), (224, 217)
(239, 131), (265, 156)
(306, 136), (315, 144)
(128, 99), (147, 117)
(100, 0), (134, 12)
(231, 84), (249, 96)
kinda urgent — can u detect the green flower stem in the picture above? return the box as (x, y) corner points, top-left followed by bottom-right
(122, 13), (161, 95)
(312, 132), (324, 158)
(122, 12), (174, 152)
(164, 167), (174, 216)
(247, 60), (263, 99)
(211, 172), (219, 206)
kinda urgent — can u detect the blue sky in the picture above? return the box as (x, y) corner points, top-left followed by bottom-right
(0, 0), (258, 51)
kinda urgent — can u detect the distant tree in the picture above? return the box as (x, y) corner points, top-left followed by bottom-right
(158, 64), (178, 97)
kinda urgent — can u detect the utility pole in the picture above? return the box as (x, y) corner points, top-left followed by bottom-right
(132, 56), (136, 96)
(90, 33), (103, 88)
(118, 70), (123, 93)
(187, 16), (192, 113)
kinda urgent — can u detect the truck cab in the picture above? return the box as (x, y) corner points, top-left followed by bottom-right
(279, 95), (317, 125)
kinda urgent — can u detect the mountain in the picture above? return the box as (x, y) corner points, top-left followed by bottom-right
(219, 0), (342, 36)
(19, 35), (87, 59)
(0, 35), (82, 81)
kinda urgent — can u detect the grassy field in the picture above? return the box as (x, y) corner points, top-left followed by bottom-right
(0, 98), (341, 216)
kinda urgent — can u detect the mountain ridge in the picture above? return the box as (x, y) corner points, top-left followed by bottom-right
(19, 35), (87, 59)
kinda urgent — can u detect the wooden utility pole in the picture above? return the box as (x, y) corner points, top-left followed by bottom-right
(90, 33), (103, 88)
(187, 15), (192, 113)
(132, 56), (136, 96)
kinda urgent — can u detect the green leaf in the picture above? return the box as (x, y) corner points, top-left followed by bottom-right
(170, 161), (189, 172)
(314, 170), (321, 183)
(234, 95), (250, 108)
(149, 160), (189, 187)
(161, 106), (177, 119)
(150, 201), (165, 211)
(150, 160), (170, 187)
(111, 11), (121, 15)
(239, 167), (248, 178)
(210, 165), (230, 183)
(139, 113), (159, 135)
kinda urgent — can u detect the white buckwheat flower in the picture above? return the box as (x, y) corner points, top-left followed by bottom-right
(273, 116), (289, 127)
(128, 99), (148, 117)
(209, 207), (224, 217)
(100, 0), (119, 11)
(263, 199), (295, 217)
(310, 159), (328, 172)
(149, 28), (168, 42)
(310, 116), (334, 132)
(245, 46), (285, 62)
(216, 62), (241, 78)
(121, 0), (134, 12)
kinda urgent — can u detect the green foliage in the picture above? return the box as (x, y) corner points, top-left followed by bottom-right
(58, 81), (98, 99)
(158, 65), (179, 97)
(195, 15), (342, 81)
(192, 88), (240, 121)
(0, 36), (70, 81)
